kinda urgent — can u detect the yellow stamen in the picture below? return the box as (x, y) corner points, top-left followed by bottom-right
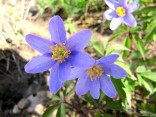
(116, 7), (126, 17)
(87, 65), (104, 81)
(51, 43), (71, 63)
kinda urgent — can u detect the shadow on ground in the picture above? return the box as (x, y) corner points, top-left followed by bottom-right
(0, 49), (50, 117)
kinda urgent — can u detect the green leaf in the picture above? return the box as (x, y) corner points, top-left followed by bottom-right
(84, 93), (98, 107)
(109, 31), (126, 41)
(98, 91), (105, 103)
(145, 25), (156, 43)
(111, 79), (126, 100)
(95, 112), (102, 117)
(136, 66), (147, 73)
(53, 95), (60, 101)
(42, 103), (60, 117)
(137, 74), (143, 86)
(56, 103), (66, 117)
(140, 72), (156, 82)
(137, 74), (154, 94)
(106, 44), (130, 53)
(105, 45), (116, 55)
(116, 61), (137, 80)
(133, 35), (145, 60)
(153, 34), (156, 42)
(91, 38), (104, 56)
(142, 79), (154, 94)
(140, 6), (156, 13)
(66, 85), (75, 97)
(105, 100), (123, 111)
(122, 79), (138, 108)
(93, 44), (104, 56)
(122, 36), (131, 58)
(140, 110), (156, 117)
(103, 113), (114, 117)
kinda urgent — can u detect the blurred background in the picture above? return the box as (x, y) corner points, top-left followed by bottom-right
(0, 0), (156, 117)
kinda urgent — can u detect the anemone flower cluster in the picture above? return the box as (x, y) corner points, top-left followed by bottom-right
(103, 0), (139, 30)
(25, 16), (93, 94)
(25, 15), (127, 99)
(68, 54), (127, 99)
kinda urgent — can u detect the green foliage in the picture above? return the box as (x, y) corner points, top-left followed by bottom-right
(42, 0), (156, 117)
(37, 0), (103, 17)
(42, 103), (60, 117)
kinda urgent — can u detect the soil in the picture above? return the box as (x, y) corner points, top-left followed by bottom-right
(1, 0), (156, 117)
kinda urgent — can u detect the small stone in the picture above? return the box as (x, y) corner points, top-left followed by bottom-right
(35, 104), (45, 115)
(13, 105), (20, 114)
(18, 98), (30, 109)
(26, 91), (50, 115)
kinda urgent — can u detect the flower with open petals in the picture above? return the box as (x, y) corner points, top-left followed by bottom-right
(68, 54), (127, 99)
(103, 0), (139, 30)
(25, 15), (93, 94)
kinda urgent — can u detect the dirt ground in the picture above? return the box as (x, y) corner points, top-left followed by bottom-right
(1, 0), (156, 117)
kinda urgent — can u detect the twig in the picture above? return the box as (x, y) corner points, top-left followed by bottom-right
(64, 100), (87, 116)
(64, 100), (105, 116)
(24, 0), (34, 19)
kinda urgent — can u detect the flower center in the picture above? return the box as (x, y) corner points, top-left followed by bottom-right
(116, 6), (126, 17)
(87, 65), (104, 81)
(51, 43), (71, 63)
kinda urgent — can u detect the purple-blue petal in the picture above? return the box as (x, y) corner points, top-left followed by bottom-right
(123, 13), (137, 27)
(58, 61), (71, 83)
(67, 29), (91, 51)
(119, 0), (127, 6)
(26, 34), (51, 54)
(104, 0), (119, 10)
(69, 51), (95, 68)
(25, 55), (55, 73)
(76, 73), (89, 96)
(89, 79), (100, 99)
(97, 54), (119, 66)
(100, 75), (116, 98)
(68, 67), (85, 80)
(127, 2), (139, 13)
(49, 63), (63, 94)
(49, 15), (67, 44)
(110, 17), (122, 30)
(103, 9), (115, 20)
(103, 64), (127, 78)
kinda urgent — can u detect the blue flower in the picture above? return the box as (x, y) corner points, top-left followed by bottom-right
(68, 54), (127, 99)
(25, 15), (93, 94)
(103, 0), (139, 30)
